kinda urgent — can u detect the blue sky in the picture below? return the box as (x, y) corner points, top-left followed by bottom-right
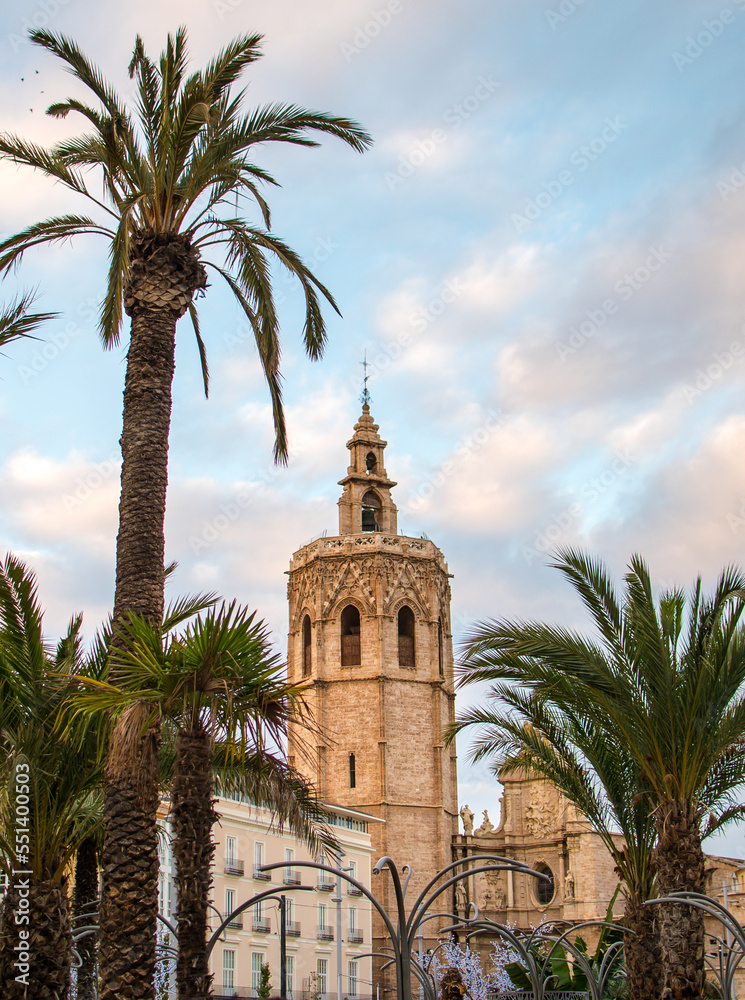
(2, 0), (745, 859)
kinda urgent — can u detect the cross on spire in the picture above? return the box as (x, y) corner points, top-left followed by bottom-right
(360, 351), (372, 408)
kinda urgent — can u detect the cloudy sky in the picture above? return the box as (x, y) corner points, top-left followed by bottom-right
(1, 0), (745, 859)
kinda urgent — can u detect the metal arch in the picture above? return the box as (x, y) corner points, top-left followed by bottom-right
(205, 883), (314, 957)
(259, 854), (544, 1000)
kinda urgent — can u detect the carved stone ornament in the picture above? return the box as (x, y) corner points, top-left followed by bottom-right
(474, 810), (495, 837)
(479, 871), (506, 910)
(524, 783), (556, 839)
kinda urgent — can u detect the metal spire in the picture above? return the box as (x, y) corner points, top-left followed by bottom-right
(360, 351), (372, 408)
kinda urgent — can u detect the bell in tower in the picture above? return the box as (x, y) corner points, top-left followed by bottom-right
(286, 400), (459, 987)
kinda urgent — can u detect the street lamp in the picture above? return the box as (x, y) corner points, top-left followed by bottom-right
(331, 849), (355, 1000)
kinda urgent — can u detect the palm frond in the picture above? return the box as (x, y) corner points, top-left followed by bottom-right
(0, 291), (56, 350)
(0, 216), (113, 276)
(187, 301), (210, 397)
(30, 30), (128, 120)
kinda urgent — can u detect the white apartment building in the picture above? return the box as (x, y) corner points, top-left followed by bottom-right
(158, 796), (378, 1000)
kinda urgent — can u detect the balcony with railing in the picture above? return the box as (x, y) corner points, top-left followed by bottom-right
(347, 884), (363, 896)
(316, 877), (335, 892)
(317, 925), (334, 941)
(283, 868), (301, 885)
(223, 857), (245, 876)
(285, 920), (301, 937)
(220, 912), (244, 930)
(253, 866), (271, 881)
(252, 918), (271, 933)
(348, 930), (364, 944)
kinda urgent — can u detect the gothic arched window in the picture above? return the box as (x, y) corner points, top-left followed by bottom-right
(302, 615), (312, 677)
(361, 489), (381, 533)
(341, 605), (361, 666)
(398, 606), (415, 667)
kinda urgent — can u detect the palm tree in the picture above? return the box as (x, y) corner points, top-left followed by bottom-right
(0, 29), (370, 998)
(448, 691), (661, 1000)
(455, 549), (745, 1000)
(0, 555), (104, 1000)
(77, 600), (333, 1000)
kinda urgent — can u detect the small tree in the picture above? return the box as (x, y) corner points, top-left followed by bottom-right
(257, 963), (271, 1000)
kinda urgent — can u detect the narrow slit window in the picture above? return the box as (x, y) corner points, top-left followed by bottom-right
(302, 615), (312, 676)
(341, 605), (361, 666)
(438, 618), (444, 677)
(398, 606), (416, 667)
(349, 753), (356, 788)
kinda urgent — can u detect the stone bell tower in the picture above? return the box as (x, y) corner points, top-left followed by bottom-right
(287, 403), (458, 965)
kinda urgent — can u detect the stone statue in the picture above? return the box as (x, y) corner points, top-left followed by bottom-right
(455, 882), (467, 913)
(565, 870), (575, 899)
(474, 810), (494, 837)
(459, 804), (474, 835)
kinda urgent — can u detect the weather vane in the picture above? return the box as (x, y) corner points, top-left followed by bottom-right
(360, 351), (372, 407)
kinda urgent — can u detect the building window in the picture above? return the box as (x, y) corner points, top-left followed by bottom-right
(254, 841), (265, 878)
(348, 960), (359, 997)
(535, 864), (555, 905)
(398, 606), (415, 667)
(226, 836), (236, 865)
(285, 847), (296, 883)
(317, 959), (328, 996)
(361, 489), (381, 532)
(349, 906), (357, 933)
(286, 955), (294, 997)
(223, 950), (235, 991)
(285, 897), (293, 927)
(302, 615), (312, 676)
(365, 451), (377, 473)
(318, 902), (327, 930)
(341, 605), (361, 666)
(438, 618), (444, 676)
(252, 953), (265, 995)
(349, 753), (356, 788)
(225, 888), (236, 923)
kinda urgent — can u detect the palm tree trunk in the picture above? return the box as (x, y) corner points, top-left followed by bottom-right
(0, 874), (72, 1000)
(73, 835), (99, 1000)
(101, 233), (205, 1000)
(623, 889), (662, 1000)
(655, 801), (706, 1000)
(172, 724), (217, 1000)
(99, 292), (177, 1000)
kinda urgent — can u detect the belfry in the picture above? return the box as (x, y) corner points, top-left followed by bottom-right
(286, 403), (459, 962)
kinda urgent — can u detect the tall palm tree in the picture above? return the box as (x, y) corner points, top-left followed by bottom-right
(0, 555), (104, 1000)
(0, 30), (370, 999)
(456, 549), (745, 1000)
(77, 600), (333, 1000)
(448, 692), (661, 1000)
